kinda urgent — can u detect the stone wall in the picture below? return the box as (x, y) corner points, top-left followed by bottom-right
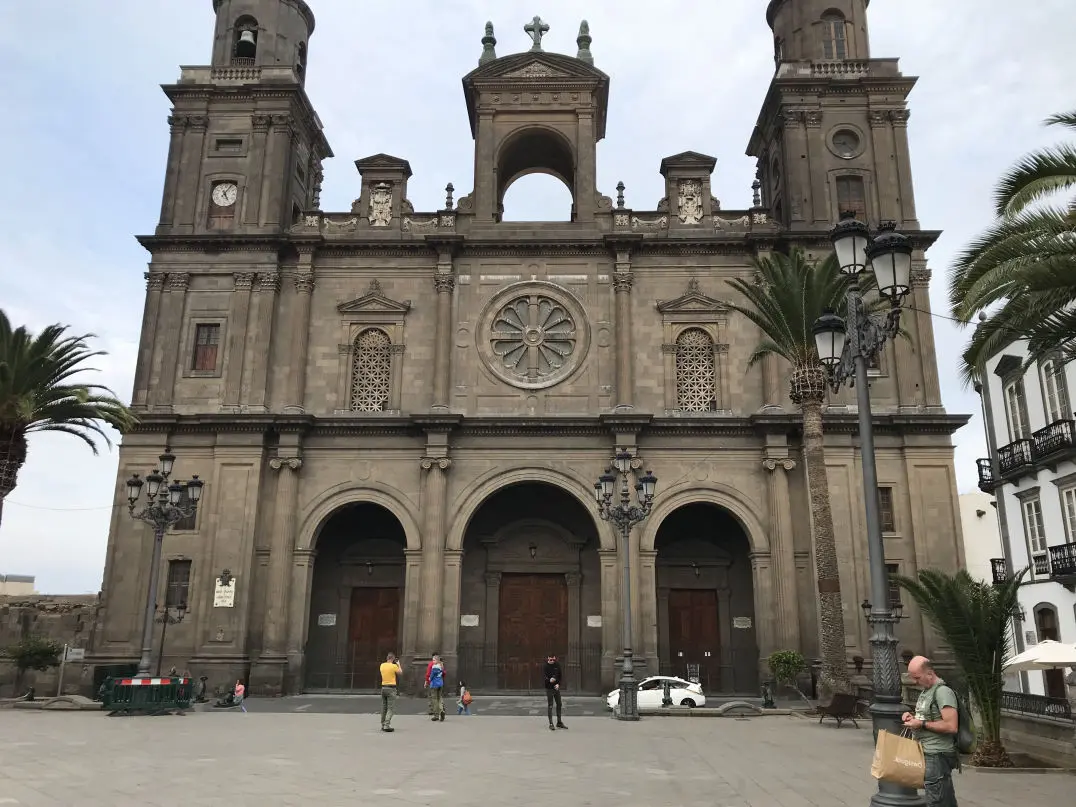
(1001, 711), (1076, 768)
(0, 595), (100, 698)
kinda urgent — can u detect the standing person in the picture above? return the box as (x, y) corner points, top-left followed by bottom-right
(902, 656), (960, 807)
(456, 680), (472, 715)
(424, 653), (446, 722)
(542, 653), (567, 731)
(233, 679), (247, 713)
(379, 652), (402, 733)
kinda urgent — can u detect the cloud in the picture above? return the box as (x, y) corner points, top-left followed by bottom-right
(0, 0), (1070, 592)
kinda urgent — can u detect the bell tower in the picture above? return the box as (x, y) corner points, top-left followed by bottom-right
(154, 0), (331, 236)
(748, 0), (920, 233)
(459, 19), (610, 223)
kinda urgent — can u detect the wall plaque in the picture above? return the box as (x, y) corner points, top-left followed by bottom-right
(460, 614), (480, 627)
(317, 613), (337, 627)
(586, 615), (602, 628)
(213, 579), (236, 608)
(733, 616), (753, 629)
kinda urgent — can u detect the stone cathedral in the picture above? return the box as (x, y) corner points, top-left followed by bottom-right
(93, 0), (968, 696)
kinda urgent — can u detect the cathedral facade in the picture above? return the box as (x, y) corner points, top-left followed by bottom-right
(92, 0), (969, 696)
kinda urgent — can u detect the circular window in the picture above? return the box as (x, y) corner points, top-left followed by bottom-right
(830, 128), (862, 160)
(477, 282), (591, 390)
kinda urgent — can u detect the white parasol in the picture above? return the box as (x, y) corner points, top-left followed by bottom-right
(1003, 639), (1076, 672)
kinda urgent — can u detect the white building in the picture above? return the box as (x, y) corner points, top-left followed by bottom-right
(0, 575), (36, 596)
(978, 337), (1076, 699)
(959, 491), (1002, 585)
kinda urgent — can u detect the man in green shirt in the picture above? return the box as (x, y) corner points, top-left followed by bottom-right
(902, 656), (960, 806)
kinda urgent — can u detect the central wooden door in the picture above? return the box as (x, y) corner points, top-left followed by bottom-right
(349, 587), (399, 685)
(667, 589), (720, 685)
(498, 574), (568, 690)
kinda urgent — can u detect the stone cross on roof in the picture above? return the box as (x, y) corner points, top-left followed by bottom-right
(524, 15), (549, 52)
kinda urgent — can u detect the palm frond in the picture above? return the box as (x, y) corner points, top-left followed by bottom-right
(996, 146), (1076, 217)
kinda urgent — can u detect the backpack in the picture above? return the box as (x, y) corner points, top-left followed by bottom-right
(462, 690), (473, 706)
(933, 685), (977, 754)
(429, 664), (444, 688)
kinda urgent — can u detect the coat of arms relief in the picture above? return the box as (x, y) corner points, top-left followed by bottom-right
(369, 182), (393, 227)
(677, 179), (703, 225)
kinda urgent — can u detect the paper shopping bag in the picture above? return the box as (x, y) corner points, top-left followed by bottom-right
(870, 730), (925, 790)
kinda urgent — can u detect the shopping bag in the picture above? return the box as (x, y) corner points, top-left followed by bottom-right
(870, 730), (925, 789)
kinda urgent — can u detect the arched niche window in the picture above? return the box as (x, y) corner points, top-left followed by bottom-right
(675, 328), (717, 412)
(296, 42), (308, 81)
(350, 328), (392, 412)
(1033, 604), (1067, 698)
(1040, 355), (1071, 424)
(496, 128), (577, 222)
(835, 175), (866, 220)
(821, 11), (848, 60)
(233, 16), (259, 65)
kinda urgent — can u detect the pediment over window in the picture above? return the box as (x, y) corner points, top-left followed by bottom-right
(353, 153), (413, 178)
(465, 52), (607, 82)
(337, 279), (412, 316)
(656, 277), (729, 315)
(993, 354), (1023, 378)
(659, 151), (718, 176)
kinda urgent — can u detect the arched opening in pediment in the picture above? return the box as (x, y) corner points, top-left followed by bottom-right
(496, 127), (576, 222)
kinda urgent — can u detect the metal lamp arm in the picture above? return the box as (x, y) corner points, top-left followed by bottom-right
(827, 292), (903, 393)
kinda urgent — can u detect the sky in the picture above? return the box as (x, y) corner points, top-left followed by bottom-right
(0, 1), (1071, 594)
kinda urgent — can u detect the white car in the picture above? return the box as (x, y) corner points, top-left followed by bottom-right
(606, 675), (706, 710)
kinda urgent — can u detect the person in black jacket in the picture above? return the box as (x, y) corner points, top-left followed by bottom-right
(542, 653), (567, 730)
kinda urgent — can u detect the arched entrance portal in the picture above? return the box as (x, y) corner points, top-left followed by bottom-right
(304, 503), (406, 691)
(458, 482), (602, 692)
(655, 503), (758, 694)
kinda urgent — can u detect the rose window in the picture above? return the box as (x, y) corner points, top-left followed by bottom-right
(489, 294), (578, 385)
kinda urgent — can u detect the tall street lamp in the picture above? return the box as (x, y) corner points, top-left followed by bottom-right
(594, 450), (657, 721)
(812, 212), (922, 807)
(125, 447), (203, 678)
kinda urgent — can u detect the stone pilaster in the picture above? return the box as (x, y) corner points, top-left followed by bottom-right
(611, 247), (635, 407)
(889, 109), (919, 228)
(285, 547), (316, 693)
(284, 257), (316, 413)
(244, 114), (271, 225)
(223, 272), (254, 409)
(439, 548), (464, 673)
(242, 272), (279, 411)
(749, 550), (775, 679)
(158, 116), (186, 226)
(177, 116), (207, 228)
(432, 268), (455, 408)
(639, 549), (659, 665)
(598, 548), (619, 688)
(401, 548), (424, 660)
(417, 457), (451, 652)
(762, 353), (783, 410)
(483, 571), (502, 685)
(132, 272), (166, 409)
(261, 114), (292, 228)
(150, 272), (189, 410)
(911, 267), (942, 408)
(762, 458), (800, 653)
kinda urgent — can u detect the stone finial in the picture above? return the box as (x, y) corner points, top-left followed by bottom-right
(445, 183), (455, 210)
(752, 179), (762, 208)
(479, 21), (497, 65)
(524, 15), (550, 52)
(616, 181), (625, 209)
(576, 20), (593, 64)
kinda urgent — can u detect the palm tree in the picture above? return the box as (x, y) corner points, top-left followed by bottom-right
(896, 568), (1027, 768)
(726, 248), (854, 696)
(949, 110), (1076, 380)
(0, 309), (137, 528)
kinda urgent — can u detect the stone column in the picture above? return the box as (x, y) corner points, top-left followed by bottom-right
(223, 272), (254, 410)
(150, 272), (189, 410)
(749, 551), (776, 680)
(244, 115), (271, 225)
(762, 353), (782, 410)
(177, 116), (208, 228)
(260, 114), (292, 228)
(432, 268), (455, 408)
(911, 268), (942, 408)
(762, 458), (800, 652)
(868, 110), (901, 223)
(401, 548), (423, 661)
(473, 108), (496, 220)
(132, 272), (166, 409)
(243, 273), (279, 411)
(575, 111), (596, 222)
(639, 550), (659, 666)
(440, 548), (464, 673)
(417, 457), (451, 652)
(284, 259), (315, 413)
(565, 571), (582, 689)
(483, 572), (502, 688)
(613, 264), (634, 407)
(262, 456), (301, 655)
(158, 116), (187, 226)
(598, 548), (619, 688)
(285, 547), (316, 693)
(804, 111), (828, 224)
(889, 109), (919, 227)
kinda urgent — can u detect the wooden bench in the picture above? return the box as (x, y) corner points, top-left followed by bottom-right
(817, 693), (860, 728)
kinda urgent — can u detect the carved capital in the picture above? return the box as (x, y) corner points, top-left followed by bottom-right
(868, 110), (889, 128)
(714, 343), (729, 354)
(270, 113), (292, 129)
(256, 273), (280, 294)
(484, 571), (502, 587)
(804, 111), (823, 128)
(268, 457), (302, 472)
(390, 344), (407, 355)
(612, 271), (633, 292)
(762, 458), (797, 473)
(167, 115), (187, 133)
(166, 272), (190, 292)
(661, 343), (678, 355)
(433, 272), (456, 293)
(420, 457), (452, 472)
(910, 267), (931, 288)
(145, 272), (167, 292)
(187, 116), (209, 132)
(233, 272), (255, 290)
(564, 572), (582, 587)
(294, 272), (315, 294)
(889, 109), (911, 127)
(251, 114), (271, 131)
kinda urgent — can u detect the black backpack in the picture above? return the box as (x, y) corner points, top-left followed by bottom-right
(933, 685), (976, 754)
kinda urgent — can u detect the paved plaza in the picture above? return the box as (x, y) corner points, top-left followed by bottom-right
(1, 710), (1070, 806)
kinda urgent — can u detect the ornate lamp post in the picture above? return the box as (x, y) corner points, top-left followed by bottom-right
(812, 213), (922, 807)
(155, 601), (188, 677)
(125, 447), (203, 678)
(594, 449), (657, 721)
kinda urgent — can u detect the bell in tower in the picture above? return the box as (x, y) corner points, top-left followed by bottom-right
(459, 19), (610, 224)
(210, 0), (316, 82)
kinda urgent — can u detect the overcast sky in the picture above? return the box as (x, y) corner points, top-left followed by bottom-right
(0, 1), (1071, 594)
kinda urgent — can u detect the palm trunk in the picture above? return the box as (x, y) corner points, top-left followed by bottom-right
(797, 386), (853, 697)
(0, 427), (28, 532)
(972, 685), (1014, 767)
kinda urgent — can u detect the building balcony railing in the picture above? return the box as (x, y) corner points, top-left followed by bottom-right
(1032, 418), (1076, 461)
(1032, 553), (1051, 578)
(990, 558), (1008, 585)
(1001, 690), (1073, 721)
(1048, 541), (1076, 580)
(993, 420), (1076, 484)
(976, 458), (996, 492)
(997, 439), (1034, 477)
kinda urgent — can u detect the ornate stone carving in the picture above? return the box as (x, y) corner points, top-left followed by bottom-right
(233, 272), (255, 290)
(889, 109), (911, 126)
(613, 213), (629, 227)
(256, 273), (280, 293)
(369, 182), (393, 227)
(804, 111), (824, 128)
(294, 272), (315, 294)
(166, 273), (190, 292)
(911, 267), (931, 288)
(564, 571), (582, 586)
(752, 212), (769, 225)
(524, 15), (550, 52)
(420, 457), (452, 471)
(661, 343), (678, 354)
(268, 457), (302, 471)
(868, 110), (889, 128)
(251, 114), (271, 131)
(350, 328), (392, 412)
(630, 215), (668, 231)
(402, 216), (438, 232)
(762, 458), (797, 472)
(270, 114), (292, 129)
(677, 179), (704, 225)
(145, 273), (167, 291)
(713, 214), (751, 230)
(674, 328), (717, 412)
(187, 116), (208, 131)
(434, 272), (456, 293)
(167, 115), (187, 132)
(484, 571), (502, 586)
(439, 213), (456, 228)
(611, 272), (633, 292)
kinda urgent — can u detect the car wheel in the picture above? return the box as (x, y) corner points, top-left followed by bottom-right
(680, 698), (696, 708)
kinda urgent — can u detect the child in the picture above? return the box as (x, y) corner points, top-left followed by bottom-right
(234, 679), (247, 713)
(456, 680), (472, 715)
